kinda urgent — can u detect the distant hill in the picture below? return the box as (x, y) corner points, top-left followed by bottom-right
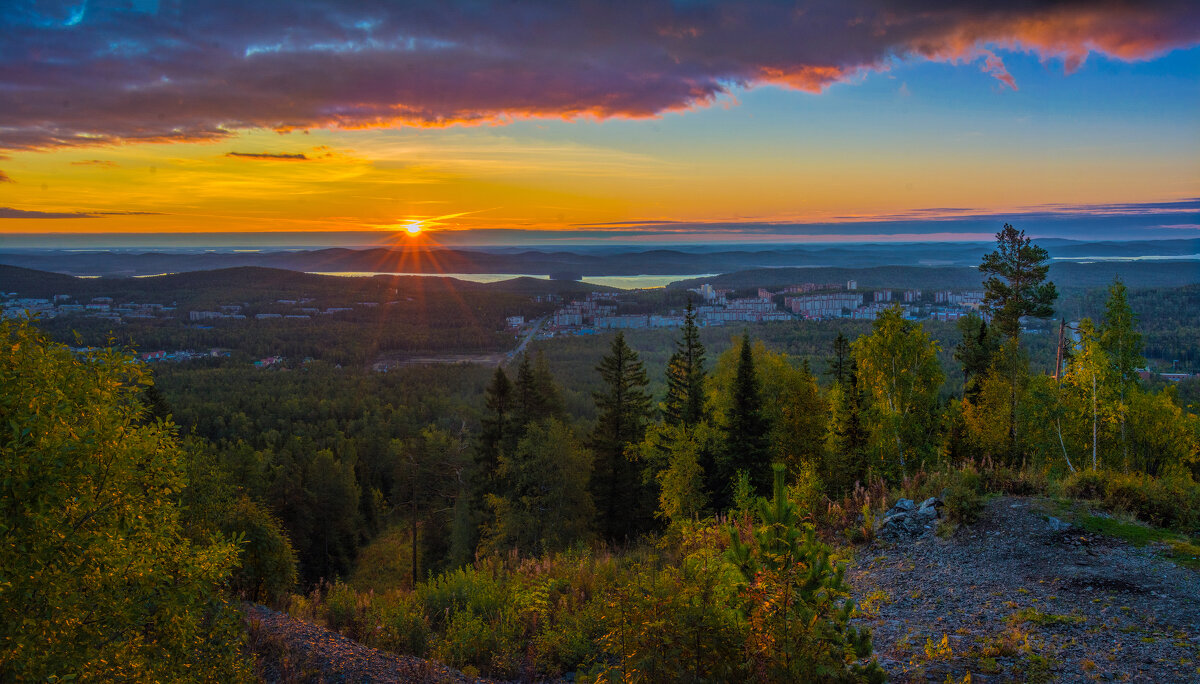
(3, 238), (1196, 278)
(0, 265), (617, 302)
(668, 260), (1200, 292)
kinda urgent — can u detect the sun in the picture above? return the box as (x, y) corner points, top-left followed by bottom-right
(404, 220), (423, 235)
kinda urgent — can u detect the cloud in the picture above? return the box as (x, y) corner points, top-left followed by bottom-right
(226, 151), (309, 161)
(0, 1), (1197, 150)
(0, 207), (94, 219)
(0, 170), (12, 182)
(0, 207), (162, 219)
(70, 159), (118, 167)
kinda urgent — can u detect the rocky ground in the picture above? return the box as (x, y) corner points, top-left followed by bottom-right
(244, 604), (493, 684)
(849, 496), (1200, 683)
(244, 495), (1199, 683)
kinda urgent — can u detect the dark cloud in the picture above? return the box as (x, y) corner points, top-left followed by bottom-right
(70, 159), (118, 167)
(0, 207), (94, 218)
(0, 207), (162, 218)
(1, 1), (1197, 150)
(226, 152), (309, 160)
(0, 170), (12, 182)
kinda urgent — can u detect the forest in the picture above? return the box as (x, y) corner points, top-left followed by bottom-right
(3, 227), (1199, 682)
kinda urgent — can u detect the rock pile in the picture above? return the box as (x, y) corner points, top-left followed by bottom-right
(878, 497), (942, 539)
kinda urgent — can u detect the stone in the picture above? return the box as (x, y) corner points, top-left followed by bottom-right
(918, 496), (942, 511)
(1047, 516), (1072, 531)
(893, 498), (915, 512)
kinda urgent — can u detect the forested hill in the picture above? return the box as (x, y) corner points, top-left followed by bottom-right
(2, 237), (1197, 277)
(0, 265), (615, 302)
(668, 260), (1200, 291)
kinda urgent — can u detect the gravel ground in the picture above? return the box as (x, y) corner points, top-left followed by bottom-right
(848, 496), (1200, 683)
(244, 604), (494, 684)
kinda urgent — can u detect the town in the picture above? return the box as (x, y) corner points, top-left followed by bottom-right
(533, 280), (991, 336)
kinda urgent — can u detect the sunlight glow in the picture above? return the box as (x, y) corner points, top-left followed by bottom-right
(405, 221), (423, 235)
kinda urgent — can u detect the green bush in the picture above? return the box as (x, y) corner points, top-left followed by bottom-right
(368, 591), (430, 656)
(1062, 469), (1200, 532)
(323, 580), (365, 637)
(943, 466), (985, 525)
(1062, 469), (1107, 500)
(222, 495), (298, 606)
(0, 320), (249, 681)
(417, 566), (506, 628)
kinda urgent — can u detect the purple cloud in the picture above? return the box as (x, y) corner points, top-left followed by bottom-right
(0, 207), (162, 219)
(1, 1), (1197, 150)
(226, 152), (309, 160)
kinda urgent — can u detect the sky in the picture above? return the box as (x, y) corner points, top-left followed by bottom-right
(1, 0), (1198, 246)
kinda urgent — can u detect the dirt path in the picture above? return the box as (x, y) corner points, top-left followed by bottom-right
(848, 496), (1200, 683)
(244, 604), (493, 684)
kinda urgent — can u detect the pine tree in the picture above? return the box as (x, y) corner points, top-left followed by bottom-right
(721, 335), (772, 500)
(591, 332), (654, 540)
(662, 300), (708, 427)
(725, 465), (883, 682)
(979, 223), (1057, 341)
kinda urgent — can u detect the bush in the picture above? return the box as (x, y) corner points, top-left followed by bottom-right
(1062, 469), (1200, 533)
(0, 320), (248, 681)
(1062, 469), (1107, 500)
(943, 466), (985, 526)
(222, 495), (298, 605)
(369, 591), (430, 656)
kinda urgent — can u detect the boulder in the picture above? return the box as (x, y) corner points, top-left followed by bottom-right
(1047, 516), (1072, 531)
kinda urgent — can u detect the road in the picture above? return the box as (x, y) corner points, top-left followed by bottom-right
(505, 316), (546, 366)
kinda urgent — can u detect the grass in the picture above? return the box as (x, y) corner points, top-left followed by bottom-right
(1044, 499), (1200, 571)
(1010, 607), (1085, 628)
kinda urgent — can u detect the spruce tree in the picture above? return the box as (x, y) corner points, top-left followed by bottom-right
(721, 335), (772, 500)
(591, 332), (654, 540)
(472, 366), (513, 540)
(827, 332), (851, 385)
(662, 300), (708, 427)
(1099, 278), (1145, 468)
(826, 359), (869, 494)
(953, 313), (996, 401)
(513, 352), (565, 430)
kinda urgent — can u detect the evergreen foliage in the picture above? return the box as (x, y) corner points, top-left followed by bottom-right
(720, 335), (773, 500)
(485, 420), (595, 555)
(662, 300), (709, 427)
(953, 313), (996, 401)
(591, 332), (654, 540)
(726, 465), (883, 682)
(828, 331), (852, 385)
(979, 223), (1058, 341)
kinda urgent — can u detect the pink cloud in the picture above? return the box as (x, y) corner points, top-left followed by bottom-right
(0, 1), (1196, 150)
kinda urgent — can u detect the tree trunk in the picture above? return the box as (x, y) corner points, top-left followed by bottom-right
(1091, 374), (1098, 471)
(1055, 418), (1076, 474)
